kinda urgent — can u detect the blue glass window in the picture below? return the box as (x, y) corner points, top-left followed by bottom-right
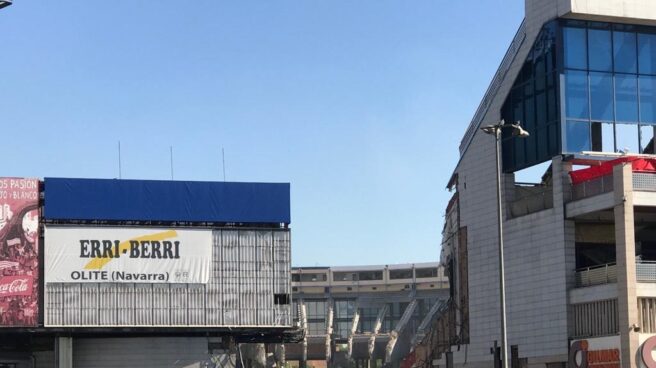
(601, 122), (615, 152)
(615, 123), (639, 153)
(615, 75), (639, 122)
(614, 31), (638, 73)
(588, 29), (612, 71)
(566, 120), (591, 152)
(639, 33), (656, 75)
(641, 125), (656, 153)
(590, 72), (614, 121)
(564, 27), (587, 70)
(566, 71), (589, 119)
(640, 75), (656, 123)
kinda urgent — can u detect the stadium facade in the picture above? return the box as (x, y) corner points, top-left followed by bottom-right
(286, 263), (449, 368)
(0, 177), (296, 368)
(435, 1), (656, 367)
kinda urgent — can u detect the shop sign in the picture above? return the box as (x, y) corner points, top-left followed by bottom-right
(569, 337), (620, 368)
(45, 227), (212, 284)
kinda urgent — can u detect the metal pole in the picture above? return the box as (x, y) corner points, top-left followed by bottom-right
(494, 127), (509, 368)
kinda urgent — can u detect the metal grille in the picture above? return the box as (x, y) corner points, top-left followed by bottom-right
(637, 261), (656, 282)
(44, 228), (291, 327)
(572, 299), (618, 338)
(633, 173), (656, 191)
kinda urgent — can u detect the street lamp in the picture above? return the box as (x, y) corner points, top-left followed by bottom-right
(0, 1), (11, 10)
(481, 120), (529, 368)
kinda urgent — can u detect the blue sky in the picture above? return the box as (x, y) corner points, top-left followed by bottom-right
(0, 1), (524, 266)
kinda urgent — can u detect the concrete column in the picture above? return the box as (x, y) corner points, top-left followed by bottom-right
(56, 337), (73, 368)
(613, 163), (638, 367)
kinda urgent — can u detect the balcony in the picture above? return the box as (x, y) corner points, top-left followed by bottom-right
(575, 261), (656, 288)
(575, 263), (617, 288)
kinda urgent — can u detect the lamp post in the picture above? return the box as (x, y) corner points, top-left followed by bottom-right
(0, 1), (11, 10)
(481, 120), (529, 368)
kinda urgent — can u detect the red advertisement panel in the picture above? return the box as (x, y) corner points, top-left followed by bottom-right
(0, 178), (39, 326)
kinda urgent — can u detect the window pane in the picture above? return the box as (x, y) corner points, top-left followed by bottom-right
(564, 27), (587, 69)
(602, 123), (615, 153)
(616, 75), (639, 122)
(614, 31), (637, 73)
(589, 29), (612, 71)
(640, 75), (656, 123)
(566, 120), (591, 153)
(641, 125), (656, 154)
(591, 122), (615, 152)
(590, 72), (614, 121)
(615, 123), (639, 154)
(639, 33), (656, 75)
(566, 71), (590, 119)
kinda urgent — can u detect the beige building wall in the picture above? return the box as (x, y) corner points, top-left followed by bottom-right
(527, 0), (656, 24)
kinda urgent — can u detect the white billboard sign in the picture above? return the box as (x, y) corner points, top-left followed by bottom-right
(45, 227), (212, 284)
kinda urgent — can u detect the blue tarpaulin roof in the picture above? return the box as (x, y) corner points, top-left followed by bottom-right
(44, 178), (290, 224)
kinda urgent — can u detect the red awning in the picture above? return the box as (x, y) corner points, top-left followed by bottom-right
(569, 157), (656, 184)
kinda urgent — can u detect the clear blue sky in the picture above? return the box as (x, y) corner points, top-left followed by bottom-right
(0, 1), (524, 266)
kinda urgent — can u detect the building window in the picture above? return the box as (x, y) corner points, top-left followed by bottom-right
(564, 26), (587, 69)
(415, 268), (438, 278)
(501, 21), (559, 172)
(333, 272), (357, 282)
(389, 269), (413, 280)
(560, 20), (656, 156)
(358, 271), (383, 281)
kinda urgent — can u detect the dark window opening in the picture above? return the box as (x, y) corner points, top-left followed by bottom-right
(274, 294), (290, 305)
(390, 269), (413, 279)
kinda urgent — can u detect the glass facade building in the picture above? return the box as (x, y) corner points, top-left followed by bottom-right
(501, 19), (656, 172)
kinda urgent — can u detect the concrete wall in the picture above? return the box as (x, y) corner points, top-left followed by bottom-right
(527, 0), (656, 25)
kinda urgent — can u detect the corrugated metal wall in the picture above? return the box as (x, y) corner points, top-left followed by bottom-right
(45, 229), (291, 327)
(73, 337), (209, 368)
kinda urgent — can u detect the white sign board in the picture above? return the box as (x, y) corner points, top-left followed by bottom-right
(45, 227), (212, 284)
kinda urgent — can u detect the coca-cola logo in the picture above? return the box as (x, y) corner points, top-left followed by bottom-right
(0, 276), (32, 297)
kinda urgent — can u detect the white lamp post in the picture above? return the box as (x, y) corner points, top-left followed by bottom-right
(481, 120), (529, 368)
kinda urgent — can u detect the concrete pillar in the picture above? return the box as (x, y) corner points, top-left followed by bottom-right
(56, 337), (73, 368)
(613, 163), (638, 367)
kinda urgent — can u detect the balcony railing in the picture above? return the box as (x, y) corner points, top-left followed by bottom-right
(570, 175), (614, 202)
(637, 261), (656, 282)
(568, 172), (656, 203)
(575, 263), (617, 288)
(575, 261), (656, 287)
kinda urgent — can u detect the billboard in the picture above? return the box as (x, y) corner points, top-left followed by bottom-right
(45, 227), (212, 284)
(0, 178), (39, 327)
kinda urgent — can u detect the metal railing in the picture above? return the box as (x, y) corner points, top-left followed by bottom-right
(575, 263), (617, 288)
(570, 175), (614, 202)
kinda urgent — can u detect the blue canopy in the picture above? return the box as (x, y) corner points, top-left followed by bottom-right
(44, 178), (290, 224)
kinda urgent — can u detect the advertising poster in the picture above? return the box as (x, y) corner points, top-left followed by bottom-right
(0, 178), (40, 327)
(45, 227), (212, 284)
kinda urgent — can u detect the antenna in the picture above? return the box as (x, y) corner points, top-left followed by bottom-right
(222, 147), (226, 182)
(170, 146), (174, 180)
(118, 141), (122, 179)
